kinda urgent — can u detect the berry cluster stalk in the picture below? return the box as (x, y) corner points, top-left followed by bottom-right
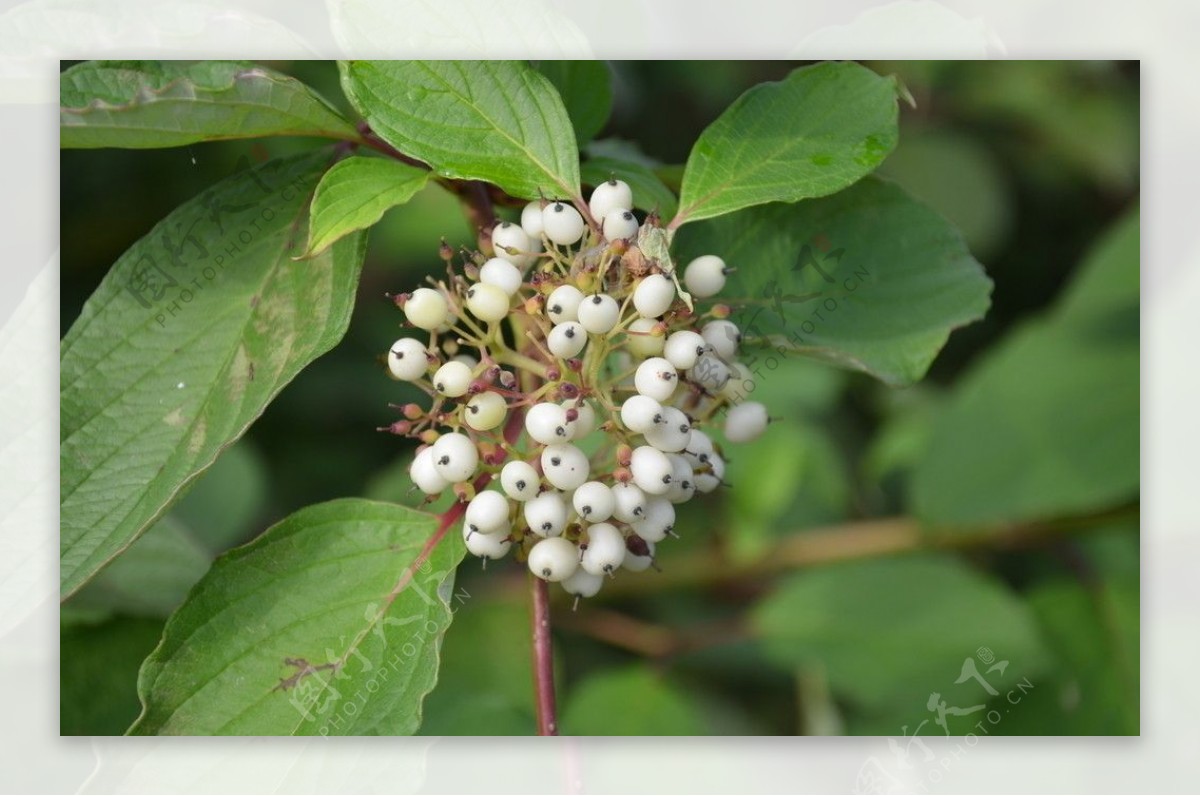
(530, 574), (558, 735)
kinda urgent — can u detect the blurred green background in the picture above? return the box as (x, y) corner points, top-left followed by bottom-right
(60, 61), (1139, 736)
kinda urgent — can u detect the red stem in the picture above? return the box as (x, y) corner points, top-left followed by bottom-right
(530, 574), (559, 735)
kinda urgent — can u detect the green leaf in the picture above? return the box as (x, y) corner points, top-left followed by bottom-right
(67, 517), (211, 619)
(1055, 206), (1139, 327)
(674, 177), (992, 386)
(61, 616), (167, 735)
(995, 572), (1138, 735)
(129, 499), (464, 735)
(911, 208), (1138, 527)
(911, 320), (1138, 527)
(753, 554), (1047, 713)
(562, 666), (708, 735)
(60, 151), (367, 598)
(340, 60), (580, 199)
(674, 61), (899, 225)
(61, 60), (358, 149)
(534, 60), (613, 145)
(581, 155), (679, 220)
(305, 156), (430, 255)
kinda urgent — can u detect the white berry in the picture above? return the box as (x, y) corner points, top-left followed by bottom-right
(632, 497), (676, 542)
(684, 255), (727, 298)
(602, 209), (639, 241)
(694, 453), (725, 493)
(546, 284), (584, 324)
(702, 320), (741, 359)
(491, 221), (534, 267)
(633, 274), (675, 319)
(562, 568), (604, 598)
(479, 257), (523, 296)
(620, 394), (664, 434)
(386, 338), (429, 381)
(663, 330), (707, 370)
(688, 353), (731, 393)
(578, 293), (620, 334)
(634, 357), (678, 402)
(466, 282), (510, 323)
(500, 460), (540, 502)
(404, 287), (448, 330)
(562, 399), (596, 439)
(573, 481), (615, 522)
(589, 178), (633, 221)
(463, 523), (511, 560)
(541, 443), (590, 491)
(630, 445), (673, 495)
(528, 536), (579, 582)
(611, 482), (647, 522)
(431, 432), (478, 483)
(524, 491), (569, 538)
(547, 321), (587, 359)
(644, 406), (691, 453)
(525, 402), (570, 445)
(665, 454), (696, 504)
(725, 401), (769, 443)
(623, 539), (656, 572)
(581, 522), (625, 576)
(520, 201), (545, 239)
(433, 360), (473, 397)
(626, 317), (665, 357)
(465, 490), (511, 535)
(410, 447), (449, 495)
(464, 391), (506, 431)
(683, 430), (716, 467)
(542, 201), (586, 246)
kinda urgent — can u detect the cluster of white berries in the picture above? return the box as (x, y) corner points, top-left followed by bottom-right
(382, 178), (769, 605)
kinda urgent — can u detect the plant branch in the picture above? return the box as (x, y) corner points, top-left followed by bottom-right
(591, 503), (1140, 599)
(530, 574), (559, 735)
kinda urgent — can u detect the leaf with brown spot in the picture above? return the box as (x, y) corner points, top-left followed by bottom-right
(61, 151), (368, 597)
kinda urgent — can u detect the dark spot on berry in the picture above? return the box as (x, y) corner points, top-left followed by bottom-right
(516, 479), (526, 490)
(468, 405), (478, 414)
(542, 522), (553, 531)
(552, 203), (564, 213)
(591, 295), (602, 304)
(581, 506), (591, 515)
(622, 211), (634, 221)
(565, 327), (575, 338)
(555, 428), (566, 437)
(679, 424), (689, 433)
(662, 474), (672, 484)
(437, 456), (450, 465)
(607, 178), (618, 186)
(550, 456), (562, 466)
(435, 382), (444, 391)
(550, 304), (561, 314)
(634, 506), (644, 516)
(542, 568), (552, 576)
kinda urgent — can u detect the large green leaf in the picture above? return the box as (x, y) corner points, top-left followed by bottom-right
(61, 151), (367, 597)
(674, 177), (992, 386)
(581, 155), (679, 220)
(340, 60), (580, 199)
(304, 155), (430, 255)
(753, 554), (1046, 714)
(562, 666), (708, 735)
(61, 60), (358, 149)
(534, 60), (613, 145)
(911, 208), (1138, 527)
(129, 499), (464, 735)
(673, 61), (899, 225)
